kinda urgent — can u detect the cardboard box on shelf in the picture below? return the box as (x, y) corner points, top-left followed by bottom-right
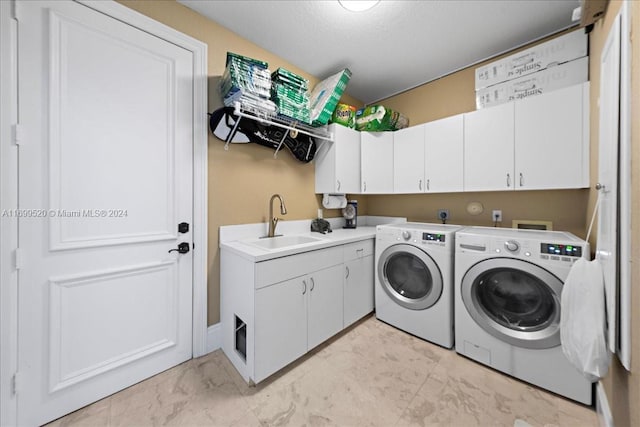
(475, 56), (588, 109)
(475, 30), (587, 90)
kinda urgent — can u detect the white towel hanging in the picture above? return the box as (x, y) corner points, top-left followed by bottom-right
(560, 257), (610, 381)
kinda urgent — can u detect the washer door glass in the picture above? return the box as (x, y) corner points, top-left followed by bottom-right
(476, 269), (556, 331)
(378, 244), (443, 310)
(461, 258), (562, 349)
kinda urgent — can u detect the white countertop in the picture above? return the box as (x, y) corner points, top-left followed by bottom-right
(220, 216), (405, 262)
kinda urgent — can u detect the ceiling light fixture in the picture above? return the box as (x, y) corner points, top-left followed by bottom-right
(338, 0), (380, 12)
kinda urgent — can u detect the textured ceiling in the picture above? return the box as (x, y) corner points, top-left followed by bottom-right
(179, 0), (581, 104)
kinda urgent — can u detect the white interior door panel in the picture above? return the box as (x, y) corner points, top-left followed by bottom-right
(597, 13), (620, 354)
(17, 1), (194, 425)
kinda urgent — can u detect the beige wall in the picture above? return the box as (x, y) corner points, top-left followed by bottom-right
(118, 0), (362, 325)
(366, 191), (587, 236)
(590, 1), (640, 426)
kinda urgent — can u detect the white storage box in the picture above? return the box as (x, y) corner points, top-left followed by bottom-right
(476, 56), (588, 109)
(475, 30), (588, 90)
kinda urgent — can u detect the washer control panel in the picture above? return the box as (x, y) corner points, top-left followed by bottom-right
(461, 237), (586, 263)
(540, 243), (583, 260)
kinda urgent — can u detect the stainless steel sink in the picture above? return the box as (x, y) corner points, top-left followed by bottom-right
(243, 235), (324, 251)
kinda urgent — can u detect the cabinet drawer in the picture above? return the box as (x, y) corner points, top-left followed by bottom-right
(255, 246), (343, 289)
(343, 239), (374, 262)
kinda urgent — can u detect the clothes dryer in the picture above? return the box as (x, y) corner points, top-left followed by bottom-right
(375, 222), (463, 348)
(455, 226), (592, 404)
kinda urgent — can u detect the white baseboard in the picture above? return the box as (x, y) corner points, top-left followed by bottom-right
(206, 323), (221, 354)
(596, 382), (614, 427)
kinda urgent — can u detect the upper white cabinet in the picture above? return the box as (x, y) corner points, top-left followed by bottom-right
(464, 102), (515, 191)
(424, 114), (464, 193)
(361, 131), (394, 193)
(514, 82), (589, 190)
(315, 83), (589, 195)
(393, 125), (425, 193)
(315, 124), (361, 194)
(463, 82), (589, 192)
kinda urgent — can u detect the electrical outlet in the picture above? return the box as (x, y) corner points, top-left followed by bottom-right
(437, 209), (450, 222)
(492, 210), (503, 222)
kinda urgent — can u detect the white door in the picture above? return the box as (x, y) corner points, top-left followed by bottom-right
(393, 124), (425, 193)
(515, 83), (588, 190)
(463, 103), (514, 191)
(424, 114), (464, 193)
(17, 1), (194, 425)
(598, 14), (621, 353)
(361, 131), (394, 193)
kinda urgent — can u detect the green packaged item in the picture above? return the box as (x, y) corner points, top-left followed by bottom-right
(225, 52), (268, 69)
(330, 103), (357, 128)
(355, 105), (409, 132)
(310, 68), (352, 127)
(272, 68), (309, 90)
(220, 52), (272, 106)
(270, 67), (311, 124)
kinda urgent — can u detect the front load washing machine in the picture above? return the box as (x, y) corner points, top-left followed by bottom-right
(454, 226), (592, 404)
(375, 222), (463, 348)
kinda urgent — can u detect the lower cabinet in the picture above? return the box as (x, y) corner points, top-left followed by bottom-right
(254, 275), (308, 383)
(343, 241), (374, 327)
(221, 238), (375, 384)
(306, 265), (345, 349)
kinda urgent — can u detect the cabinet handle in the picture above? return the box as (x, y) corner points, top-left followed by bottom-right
(427, 179), (430, 191)
(419, 179), (422, 191)
(302, 280), (307, 295)
(310, 277), (315, 291)
(519, 173), (524, 187)
(506, 173), (511, 188)
(345, 266), (350, 279)
(363, 181), (367, 192)
(337, 180), (341, 191)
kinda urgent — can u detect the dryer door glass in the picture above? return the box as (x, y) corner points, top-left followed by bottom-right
(460, 258), (563, 349)
(378, 244), (443, 310)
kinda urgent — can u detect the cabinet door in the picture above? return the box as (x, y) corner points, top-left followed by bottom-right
(424, 114), (464, 193)
(464, 102), (515, 191)
(334, 124), (361, 194)
(515, 83), (588, 190)
(361, 131), (394, 193)
(315, 124), (360, 194)
(344, 255), (374, 328)
(393, 125), (425, 193)
(254, 277), (307, 382)
(307, 265), (344, 350)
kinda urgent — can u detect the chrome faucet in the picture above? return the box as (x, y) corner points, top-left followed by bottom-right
(268, 194), (287, 237)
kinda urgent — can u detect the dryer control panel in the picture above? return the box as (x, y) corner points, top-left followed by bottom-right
(423, 232), (446, 243)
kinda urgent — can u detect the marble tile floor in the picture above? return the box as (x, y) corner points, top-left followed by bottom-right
(47, 315), (598, 427)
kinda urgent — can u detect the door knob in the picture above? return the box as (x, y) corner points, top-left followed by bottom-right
(168, 242), (190, 254)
